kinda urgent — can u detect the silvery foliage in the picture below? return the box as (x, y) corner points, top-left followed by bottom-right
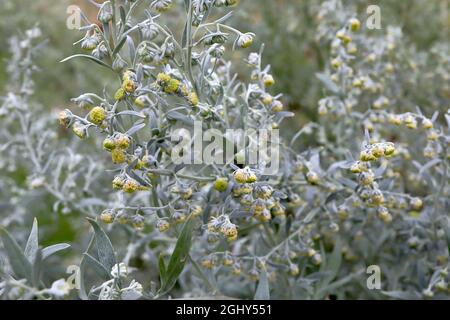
(0, 28), (115, 299)
(303, 0), (450, 299)
(0, 27), (111, 228)
(59, 0), (301, 300)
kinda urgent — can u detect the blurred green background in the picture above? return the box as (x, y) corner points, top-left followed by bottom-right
(1, 0), (447, 113)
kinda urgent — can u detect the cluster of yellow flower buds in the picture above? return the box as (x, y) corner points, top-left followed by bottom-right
(112, 175), (148, 193)
(233, 167), (257, 184)
(155, 73), (199, 106)
(102, 133), (131, 164)
(359, 142), (395, 162)
(207, 215), (238, 241)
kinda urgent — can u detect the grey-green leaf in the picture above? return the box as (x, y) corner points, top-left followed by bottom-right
(87, 218), (116, 272)
(160, 220), (193, 294)
(32, 249), (43, 287)
(83, 253), (111, 280)
(158, 254), (167, 287)
(60, 54), (113, 71)
(0, 227), (33, 283)
(24, 218), (39, 264)
(42, 243), (71, 260)
(254, 269), (270, 300)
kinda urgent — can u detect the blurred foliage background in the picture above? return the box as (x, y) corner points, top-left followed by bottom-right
(1, 0), (447, 121)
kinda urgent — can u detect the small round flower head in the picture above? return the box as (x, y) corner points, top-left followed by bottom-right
(172, 211), (187, 224)
(263, 74), (275, 87)
(163, 78), (180, 94)
(251, 199), (266, 215)
(257, 209), (272, 222)
(58, 110), (72, 127)
(221, 222), (238, 239)
(271, 100), (284, 113)
(426, 129), (439, 141)
(201, 257), (215, 269)
(331, 57), (342, 69)
(329, 222), (339, 233)
(98, 1), (113, 23)
(377, 206), (392, 223)
(190, 205), (203, 217)
(112, 175), (126, 190)
(254, 185), (273, 199)
(231, 263), (242, 275)
(114, 87), (126, 101)
(371, 144), (385, 158)
(271, 203), (286, 217)
(122, 78), (136, 93)
(156, 219), (170, 232)
(132, 215), (145, 230)
(349, 18), (361, 32)
(237, 33), (255, 48)
(72, 121), (87, 139)
(337, 205), (349, 220)
(103, 137), (116, 152)
(239, 194), (253, 206)
(234, 168), (248, 184)
(306, 171), (320, 185)
(261, 93), (273, 106)
(181, 187), (193, 200)
(151, 0), (173, 12)
(422, 118), (433, 129)
(115, 134), (131, 149)
(289, 263), (300, 276)
(134, 96), (147, 108)
(81, 35), (99, 51)
(370, 189), (385, 206)
(186, 91), (199, 107)
(312, 253), (322, 265)
(214, 177), (229, 192)
(100, 209), (115, 224)
(435, 280), (448, 292)
(383, 142), (396, 156)
(122, 178), (140, 193)
(410, 197), (423, 211)
(222, 254), (234, 267)
(111, 149), (127, 164)
(350, 161), (366, 173)
(116, 212), (130, 225)
(360, 149), (376, 162)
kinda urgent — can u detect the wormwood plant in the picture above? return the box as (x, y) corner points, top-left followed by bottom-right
(55, 0), (450, 299)
(0, 28), (102, 298)
(58, 0), (304, 299)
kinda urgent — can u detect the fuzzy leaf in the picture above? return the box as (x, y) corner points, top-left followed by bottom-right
(60, 54), (113, 71)
(87, 218), (116, 272)
(42, 243), (70, 260)
(254, 269), (270, 300)
(0, 227), (33, 283)
(24, 218), (39, 264)
(83, 253), (111, 280)
(382, 290), (421, 300)
(158, 254), (167, 287)
(32, 249), (43, 287)
(160, 220), (193, 294)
